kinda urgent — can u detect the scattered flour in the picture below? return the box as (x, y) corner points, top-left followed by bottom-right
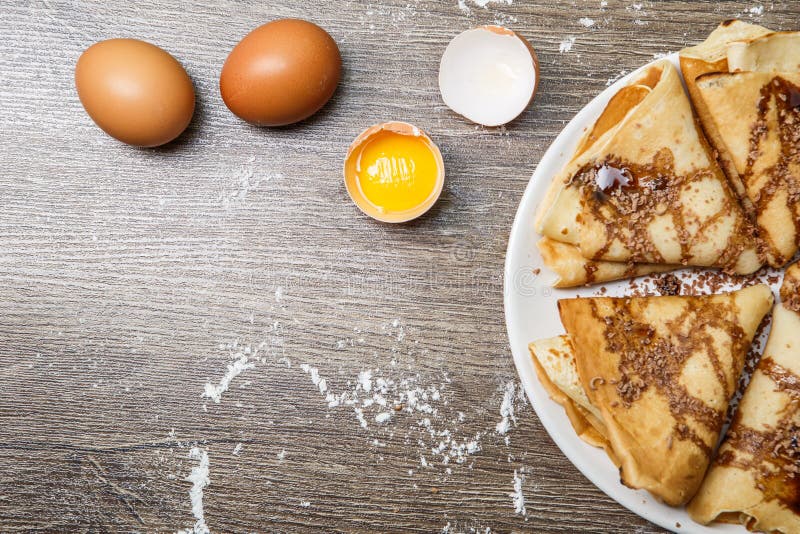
(458, 0), (512, 13)
(493, 12), (518, 25)
(354, 407), (369, 429)
(300, 364), (328, 394)
(440, 520), (495, 532)
(495, 381), (521, 436)
(559, 37), (576, 53)
(578, 17), (595, 27)
(219, 157), (281, 209)
(202, 338), (277, 406)
(625, 2), (648, 24)
(300, 500), (311, 508)
(375, 412), (392, 423)
(748, 4), (764, 16)
(293, 314), (536, 482)
(262, 317), (530, 520)
(178, 447), (210, 534)
(385, 318), (406, 341)
(358, 369), (373, 392)
(232, 443), (242, 456)
(606, 69), (629, 86)
(730, 3), (768, 20)
(203, 352), (256, 404)
(298, 333), (492, 469)
(511, 470), (526, 517)
(457, 0), (517, 22)
(355, 2), (422, 32)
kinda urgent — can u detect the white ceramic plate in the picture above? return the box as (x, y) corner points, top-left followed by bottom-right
(503, 53), (747, 534)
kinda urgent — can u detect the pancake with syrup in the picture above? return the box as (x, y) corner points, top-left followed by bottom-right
(679, 20), (771, 206)
(689, 263), (800, 533)
(529, 284), (773, 505)
(534, 60), (761, 285)
(682, 22), (800, 267)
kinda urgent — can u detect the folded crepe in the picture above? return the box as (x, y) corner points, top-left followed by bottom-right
(537, 237), (673, 288)
(681, 22), (800, 267)
(535, 60), (761, 276)
(680, 20), (772, 205)
(530, 284), (773, 506)
(727, 31), (800, 73)
(529, 335), (614, 455)
(689, 264), (800, 532)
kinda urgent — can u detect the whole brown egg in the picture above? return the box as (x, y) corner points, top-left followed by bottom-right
(75, 39), (195, 147)
(220, 19), (342, 127)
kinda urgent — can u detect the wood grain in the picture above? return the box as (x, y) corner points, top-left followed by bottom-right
(0, 1), (795, 532)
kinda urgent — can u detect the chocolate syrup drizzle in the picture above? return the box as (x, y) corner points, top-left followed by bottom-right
(592, 295), (750, 457)
(715, 357), (800, 515)
(568, 148), (756, 272)
(744, 77), (800, 266)
(781, 269), (800, 313)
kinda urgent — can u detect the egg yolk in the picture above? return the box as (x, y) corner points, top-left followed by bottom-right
(355, 131), (439, 213)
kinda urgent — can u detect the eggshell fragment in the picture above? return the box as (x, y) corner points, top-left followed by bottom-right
(439, 26), (539, 127)
(75, 39), (195, 147)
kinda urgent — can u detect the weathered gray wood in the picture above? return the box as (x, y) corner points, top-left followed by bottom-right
(0, 1), (794, 532)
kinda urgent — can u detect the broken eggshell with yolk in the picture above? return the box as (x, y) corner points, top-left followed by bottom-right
(439, 26), (539, 127)
(344, 122), (445, 223)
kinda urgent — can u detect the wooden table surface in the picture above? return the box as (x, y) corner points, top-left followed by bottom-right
(1, 1), (795, 532)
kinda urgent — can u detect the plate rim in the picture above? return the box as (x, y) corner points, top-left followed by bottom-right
(503, 52), (744, 534)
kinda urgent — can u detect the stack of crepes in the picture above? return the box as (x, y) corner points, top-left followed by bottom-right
(527, 20), (800, 531)
(529, 265), (800, 531)
(530, 283), (774, 507)
(535, 19), (800, 288)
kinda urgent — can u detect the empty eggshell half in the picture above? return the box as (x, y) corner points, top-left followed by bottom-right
(439, 26), (539, 127)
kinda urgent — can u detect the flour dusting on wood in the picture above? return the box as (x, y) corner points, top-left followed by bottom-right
(559, 37), (576, 53)
(219, 156), (282, 209)
(300, 363), (328, 395)
(458, 0), (513, 12)
(178, 447), (210, 534)
(296, 320), (528, 476)
(202, 335), (280, 406)
(496, 381), (526, 445)
(606, 69), (629, 86)
(457, 0), (517, 22)
(511, 469), (527, 518)
(203, 352), (256, 404)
